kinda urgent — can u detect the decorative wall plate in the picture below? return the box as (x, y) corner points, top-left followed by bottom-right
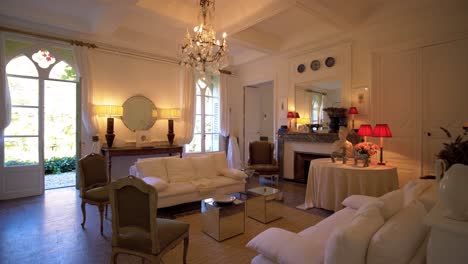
(325, 57), (336, 67)
(297, 64), (306, 73)
(311, 60), (320, 71)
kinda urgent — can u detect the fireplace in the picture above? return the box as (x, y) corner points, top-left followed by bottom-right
(293, 152), (330, 183)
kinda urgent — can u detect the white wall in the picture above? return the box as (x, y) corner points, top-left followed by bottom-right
(89, 50), (181, 179)
(230, 1), (468, 185)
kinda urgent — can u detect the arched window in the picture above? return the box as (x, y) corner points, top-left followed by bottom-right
(49, 61), (76, 81)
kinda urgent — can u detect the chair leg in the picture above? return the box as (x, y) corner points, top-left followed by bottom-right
(99, 205), (104, 235)
(80, 201), (86, 228)
(111, 251), (118, 264)
(183, 236), (189, 264)
(105, 204), (109, 219)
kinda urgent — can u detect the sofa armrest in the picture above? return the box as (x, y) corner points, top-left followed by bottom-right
(129, 165), (142, 178)
(220, 168), (248, 180)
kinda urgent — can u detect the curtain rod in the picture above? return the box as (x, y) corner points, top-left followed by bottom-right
(305, 89), (327, 95)
(0, 25), (232, 75)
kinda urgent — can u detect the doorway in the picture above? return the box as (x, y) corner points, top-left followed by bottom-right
(243, 81), (274, 162)
(2, 40), (79, 199)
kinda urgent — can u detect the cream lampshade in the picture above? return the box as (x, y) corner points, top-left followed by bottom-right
(94, 105), (123, 148)
(158, 108), (181, 145)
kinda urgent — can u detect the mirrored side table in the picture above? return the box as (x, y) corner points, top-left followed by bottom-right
(245, 186), (282, 223)
(201, 197), (245, 242)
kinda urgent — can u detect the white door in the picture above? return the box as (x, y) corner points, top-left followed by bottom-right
(244, 86), (262, 161)
(421, 38), (468, 175)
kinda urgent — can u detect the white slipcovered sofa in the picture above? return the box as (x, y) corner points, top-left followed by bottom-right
(247, 180), (438, 264)
(129, 151), (246, 208)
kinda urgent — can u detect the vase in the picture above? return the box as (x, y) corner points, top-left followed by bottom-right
(354, 153), (370, 167)
(439, 163), (468, 221)
(329, 117), (340, 133)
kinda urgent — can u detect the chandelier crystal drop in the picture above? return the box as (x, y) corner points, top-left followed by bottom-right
(179, 0), (228, 75)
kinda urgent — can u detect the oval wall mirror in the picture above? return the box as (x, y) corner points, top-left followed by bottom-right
(122, 95), (156, 131)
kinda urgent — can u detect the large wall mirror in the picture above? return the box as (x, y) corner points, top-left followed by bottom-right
(295, 79), (342, 128)
(122, 95), (157, 131)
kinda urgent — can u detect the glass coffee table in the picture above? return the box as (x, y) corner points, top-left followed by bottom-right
(244, 186), (282, 223)
(201, 196), (245, 241)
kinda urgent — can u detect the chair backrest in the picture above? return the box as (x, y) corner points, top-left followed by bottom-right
(249, 141), (274, 165)
(110, 176), (160, 254)
(78, 154), (108, 194)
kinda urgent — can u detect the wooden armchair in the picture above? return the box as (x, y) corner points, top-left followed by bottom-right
(78, 153), (110, 235)
(110, 176), (190, 263)
(247, 141), (279, 185)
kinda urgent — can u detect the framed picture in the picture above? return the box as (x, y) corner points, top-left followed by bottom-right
(136, 130), (152, 147)
(351, 86), (369, 116)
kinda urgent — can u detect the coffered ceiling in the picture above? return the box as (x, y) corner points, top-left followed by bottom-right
(0, 0), (462, 66)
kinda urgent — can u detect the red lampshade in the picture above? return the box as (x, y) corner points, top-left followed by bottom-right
(295, 112), (300, 118)
(357, 124), (373, 136)
(373, 124), (392, 137)
(287, 111), (294, 118)
(348, 107), (358, 115)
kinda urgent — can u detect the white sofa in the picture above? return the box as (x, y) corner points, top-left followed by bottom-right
(247, 180), (438, 264)
(129, 151), (246, 208)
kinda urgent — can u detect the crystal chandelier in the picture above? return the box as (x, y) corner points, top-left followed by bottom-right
(179, 0), (228, 75)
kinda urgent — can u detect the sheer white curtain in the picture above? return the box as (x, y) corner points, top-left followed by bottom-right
(73, 46), (99, 156)
(219, 73), (229, 137)
(178, 66), (196, 145)
(0, 35), (11, 131)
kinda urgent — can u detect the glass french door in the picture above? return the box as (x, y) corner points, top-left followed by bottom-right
(1, 44), (78, 199)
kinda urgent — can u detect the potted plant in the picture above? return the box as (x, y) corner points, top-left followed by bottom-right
(437, 127), (468, 169)
(323, 107), (347, 133)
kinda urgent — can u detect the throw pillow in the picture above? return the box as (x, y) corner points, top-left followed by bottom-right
(135, 157), (169, 181)
(219, 168), (247, 180)
(325, 205), (384, 264)
(367, 200), (429, 264)
(342, 195), (380, 210)
(165, 158), (195, 183)
(210, 151), (229, 175)
(190, 155), (217, 179)
(246, 228), (300, 262)
(378, 189), (404, 221)
(142, 177), (169, 192)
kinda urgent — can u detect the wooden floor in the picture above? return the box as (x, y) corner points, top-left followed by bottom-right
(0, 176), (331, 264)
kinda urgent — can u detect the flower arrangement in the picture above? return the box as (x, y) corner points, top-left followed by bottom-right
(323, 107), (347, 118)
(355, 142), (379, 156)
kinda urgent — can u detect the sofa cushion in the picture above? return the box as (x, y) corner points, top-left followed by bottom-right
(157, 182), (198, 198)
(342, 195), (380, 210)
(325, 205), (384, 264)
(246, 228), (302, 262)
(189, 155), (217, 179)
(220, 168), (247, 180)
(379, 189), (404, 220)
(165, 158), (195, 183)
(142, 177), (169, 192)
(207, 176), (241, 187)
(84, 186), (109, 202)
(135, 157), (170, 181)
(367, 200), (429, 264)
(403, 180), (432, 207)
(210, 151), (229, 175)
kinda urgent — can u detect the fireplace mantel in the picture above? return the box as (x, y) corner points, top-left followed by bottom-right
(277, 131), (338, 179)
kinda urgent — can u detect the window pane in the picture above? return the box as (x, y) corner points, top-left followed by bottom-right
(196, 86), (201, 95)
(186, 134), (201, 153)
(4, 107), (39, 136)
(6, 55), (38, 77)
(205, 96), (213, 115)
(205, 134), (213, 152)
(205, 87), (212, 96)
(8, 77), (38, 106)
(45, 80), (77, 159)
(49, 61), (76, 81)
(194, 115), (202, 133)
(196, 96), (201, 114)
(205, 115), (213, 133)
(212, 134), (220, 152)
(4, 137), (39, 166)
(32, 49), (56, 69)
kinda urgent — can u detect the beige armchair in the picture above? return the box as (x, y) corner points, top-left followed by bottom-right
(78, 153), (110, 235)
(247, 141), (279, 185)
(110, 176), (190, 264)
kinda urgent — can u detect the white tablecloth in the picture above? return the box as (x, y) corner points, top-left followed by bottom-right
(301, 158), (399, 211)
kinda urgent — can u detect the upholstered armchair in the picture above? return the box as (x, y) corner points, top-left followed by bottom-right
(78, 153), (110, 235)
(247, 141), (279, 185)
(110, 176), (190, 263)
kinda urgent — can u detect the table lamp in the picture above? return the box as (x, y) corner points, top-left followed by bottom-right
(287, 111), (294, 129)
(348, 107), (358, 130)
(159, 108), (181, 145)
(294, 112), (300, 129)
(95, 105), (123, 148)
(373, 124), (392, 165)
(357, 124), (373, 142)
